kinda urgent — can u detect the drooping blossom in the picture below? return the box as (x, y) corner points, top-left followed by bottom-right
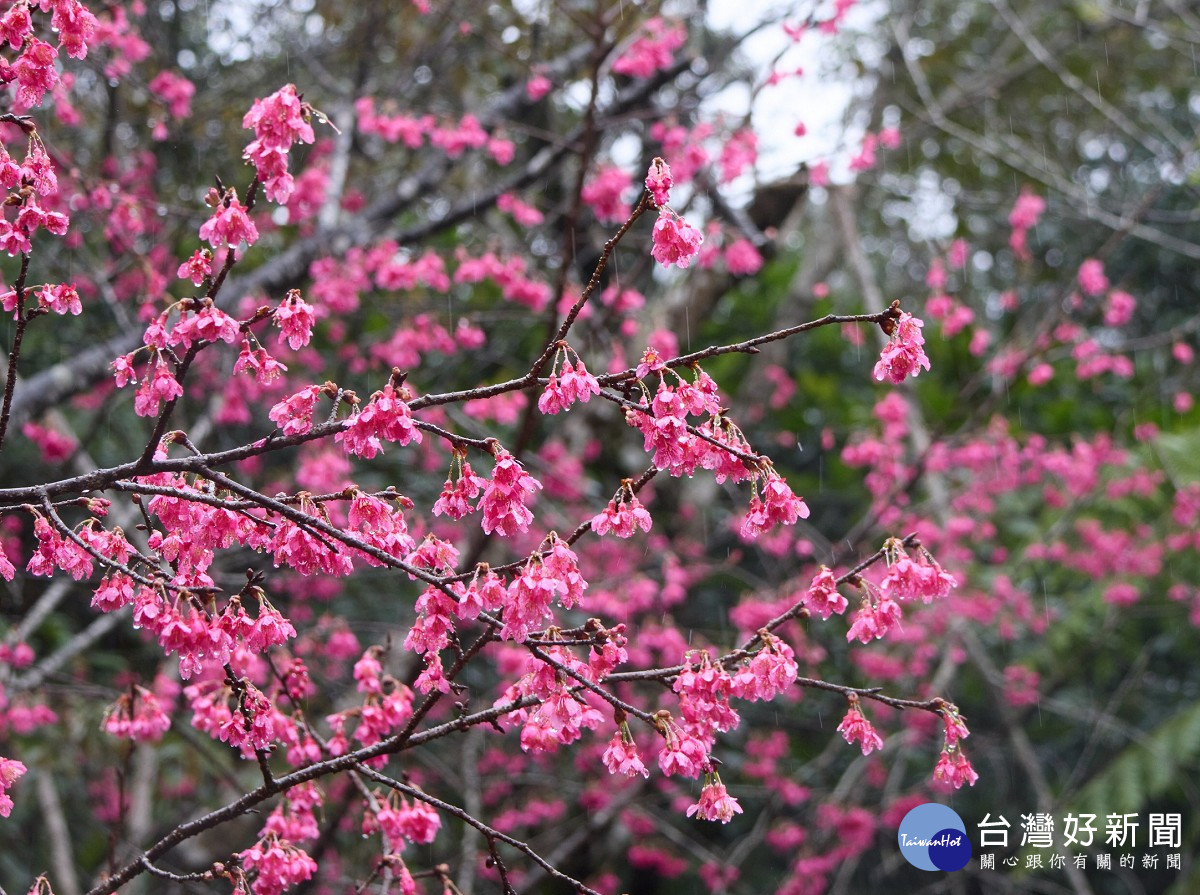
(239, 834), (318, 895)
(657, 727), (708, 778)
(879, 541), (957, 603)
(102, 685), (171, 741)
(941, 707), (970, 748)
(234, 341), (288, 385)
(133, 359), (184, 418)
(873, 312), (931, 384)
(836, 700), (884, 755)
(12, 39), (59, 108)
(269, 385), (324, 436)
(686, 778), (743, 823)
(803, 566), (848, 619)
(933, 749), (979, 790)
(729, 631), (797, 702)
(169, 304), (240, 348)
(651, 209), (703, 269)
(0, 756), (27, 818)
(242, 84), (317, 203)
(845, 595), (903, 643)
(431, 452), (486, 520)
(591, 490), (653, 538)
(478, 447), (542, 537)
(645, 157), (673, 206)
(739, 472), (810, 539)
(336, 383), (422, 458)
(602, 728), (649, 778)
(538, 347), (601, 415)
(273, 289), (316, 349)
(198, 192), (259, 250)
(177, 248), (213, 285)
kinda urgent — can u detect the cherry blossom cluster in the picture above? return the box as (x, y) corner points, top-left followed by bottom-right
(538, 341), (601, 414)
(687, 773), (743, 823)
(0, 756), (26, 818)
(836, 696), (884, 755)
(590, 479), (653, 538)
(650, 209), (704, 269)
(0, 134), (70, 263)
(621, 354), (811, 540)
(198, 185), (259, 251)
(242, 84), (317, 203)
(1008, 186), (1046, 261)
(355, 98), (514, 164)
(102, 684), (172, 741)
(336, 380), (422, 456)
(873, 310), (931, 384)
(612, 17), (686, 78)
(933, 706), (978, 790)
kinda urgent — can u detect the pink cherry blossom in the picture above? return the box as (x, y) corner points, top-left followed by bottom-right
(133, 359), (184, 417)
(234, 341), (288, 384)
(933, 749), (979, 790)
(13, 39), (59, 109)
(274, 289), (316, 349)
(432, 455), (486, 520)
(479, 448), (541, 537)
(149, 69), (195, 119)
(836, 702), (883, 755)
(0, 5), (31, 50)
(803, 566), (848, 619)
(242, 84), (317, 203)
(0, 756), (27, 818)
(650, 209), (703, 269)
(591, 492), (653, 538)
(739, 472), (810, 539)
(526, 72), (552, 100)
(686, 779), (743, 823)
(37, 283), (81, 315)
(269, 385), (324, 436)
(198, 195), (259, 249)
(873, 312), (931, 384)
(645, 157), (673, 207)
(581, 164), (632, 224)
(846, 596), (903, 643)
(177, 248), (213, 285)
(724, 238), (763, 276)
(239, 835), (318, 895)
(1104, 289), (1136, 327)
(1077, 258), (1108, 296)
(336, 383), (422, 458)
(657, 728), (708, 778)
(102, 686), (171, 741)
(612, 18), (686, 78)
(879, 544), (957, 603)
(941, 708), (970, 748)
(602, 730), (649, 778)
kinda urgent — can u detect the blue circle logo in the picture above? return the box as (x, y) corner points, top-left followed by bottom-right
(898, 803), (971, 871)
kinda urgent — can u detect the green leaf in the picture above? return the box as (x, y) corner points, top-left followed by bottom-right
(1069, 699), (1200, 814)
